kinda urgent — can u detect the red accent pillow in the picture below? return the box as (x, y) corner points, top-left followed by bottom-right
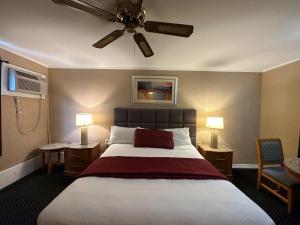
(134, 129), (174, 149)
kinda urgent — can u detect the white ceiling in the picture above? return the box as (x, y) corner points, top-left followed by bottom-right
(1, 0), (300, 72)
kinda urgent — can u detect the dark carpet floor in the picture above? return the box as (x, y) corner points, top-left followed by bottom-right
(0, 168), (299, 225)
(0, 167), (74, 225)
(232, 169), (300, 225)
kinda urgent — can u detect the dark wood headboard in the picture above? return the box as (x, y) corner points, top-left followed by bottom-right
(114, 108), (197, 146)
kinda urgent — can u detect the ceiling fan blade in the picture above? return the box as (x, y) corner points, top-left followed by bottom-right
(52, 0), (116, 21)
(93, 30), (124, 48)
(133, 33), (154, 57)
(144, 21), (194, 37)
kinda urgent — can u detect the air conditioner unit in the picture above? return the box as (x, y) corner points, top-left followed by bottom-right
(1, 62), (47, 99)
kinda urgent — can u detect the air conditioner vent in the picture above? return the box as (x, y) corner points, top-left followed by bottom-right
(16, 71), (39, 81)
(17, 78), (41, 93)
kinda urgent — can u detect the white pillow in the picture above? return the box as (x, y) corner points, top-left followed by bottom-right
(164, 128), (192, 146)
(108, 126), (137, 145)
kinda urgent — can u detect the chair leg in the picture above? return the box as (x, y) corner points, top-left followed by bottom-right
(287, 189), (294, 214)
(42, 153), (46, 170)
(257, 173), (261, 190)
(47, 152), (52, 175)
(58, 151), (61, 164)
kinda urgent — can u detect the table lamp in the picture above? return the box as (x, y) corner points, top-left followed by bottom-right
(76, 113), (94, 145)
(206, 116), (224, 149)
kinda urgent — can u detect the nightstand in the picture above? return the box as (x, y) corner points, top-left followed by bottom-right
(198, 144), (234, 179)
(64, 142), (101, 176)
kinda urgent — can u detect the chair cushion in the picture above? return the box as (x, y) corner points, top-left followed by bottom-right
(262, 167), (300, 188)
(261, 141), (283, 164)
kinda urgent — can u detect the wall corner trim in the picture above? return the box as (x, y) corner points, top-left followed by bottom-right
(262, 57), (300, 73)
(0, 155), (43, 190)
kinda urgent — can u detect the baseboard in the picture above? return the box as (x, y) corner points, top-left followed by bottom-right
(233, 164), (258, 169)
(0, 155), (43, 190)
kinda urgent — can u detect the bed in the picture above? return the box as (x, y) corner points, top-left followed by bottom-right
(38, 108), (275, 225)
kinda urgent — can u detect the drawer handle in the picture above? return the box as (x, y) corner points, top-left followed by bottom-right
(216, 158), (226, 161)
(71, 166), (84, 168)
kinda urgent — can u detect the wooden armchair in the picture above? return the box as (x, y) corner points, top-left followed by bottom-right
(256, 138), (300, 214)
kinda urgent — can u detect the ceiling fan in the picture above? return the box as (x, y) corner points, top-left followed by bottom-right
(52, 0), (194, 57)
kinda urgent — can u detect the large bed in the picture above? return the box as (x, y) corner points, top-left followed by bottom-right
(38, 108), (275, 225)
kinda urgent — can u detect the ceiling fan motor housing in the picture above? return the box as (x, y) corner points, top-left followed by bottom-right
(116, 0), (145, 31)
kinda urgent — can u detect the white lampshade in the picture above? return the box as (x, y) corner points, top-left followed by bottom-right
(206, 117), (224, 129)
(76, 113), (94, 126)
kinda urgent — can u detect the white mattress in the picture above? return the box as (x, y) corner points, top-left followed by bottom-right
(38, 144), (275, 225)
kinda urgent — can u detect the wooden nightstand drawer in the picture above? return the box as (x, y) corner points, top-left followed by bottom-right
(205, 152), (231, 164)
(206, 152), (231, 169)
(67, 149), (89, 162)
(64, 143), (101, 177)
(66, 161), (88, 172)
(198, 144), (234, 179)
(205, 151), (230, 161)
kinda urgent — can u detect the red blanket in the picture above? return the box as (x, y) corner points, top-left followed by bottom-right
(78, 156), (227, 180)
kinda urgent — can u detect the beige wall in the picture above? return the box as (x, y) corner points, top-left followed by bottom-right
(49, 69), (261, 164)
(1, 46), (298, 170)
(0, 48), (49, 171)
(261, 61), (300, 158)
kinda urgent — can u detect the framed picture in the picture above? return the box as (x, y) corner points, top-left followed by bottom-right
(132, 76), (178, 105)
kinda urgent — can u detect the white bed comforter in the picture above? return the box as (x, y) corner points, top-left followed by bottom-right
(38, 144), (275, 225)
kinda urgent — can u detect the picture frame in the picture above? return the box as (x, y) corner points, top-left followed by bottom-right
(132, 76), (178, 105)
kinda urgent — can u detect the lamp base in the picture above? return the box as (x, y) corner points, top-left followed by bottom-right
(81, 127), (88, 145)
(210, 129), (218, 149)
